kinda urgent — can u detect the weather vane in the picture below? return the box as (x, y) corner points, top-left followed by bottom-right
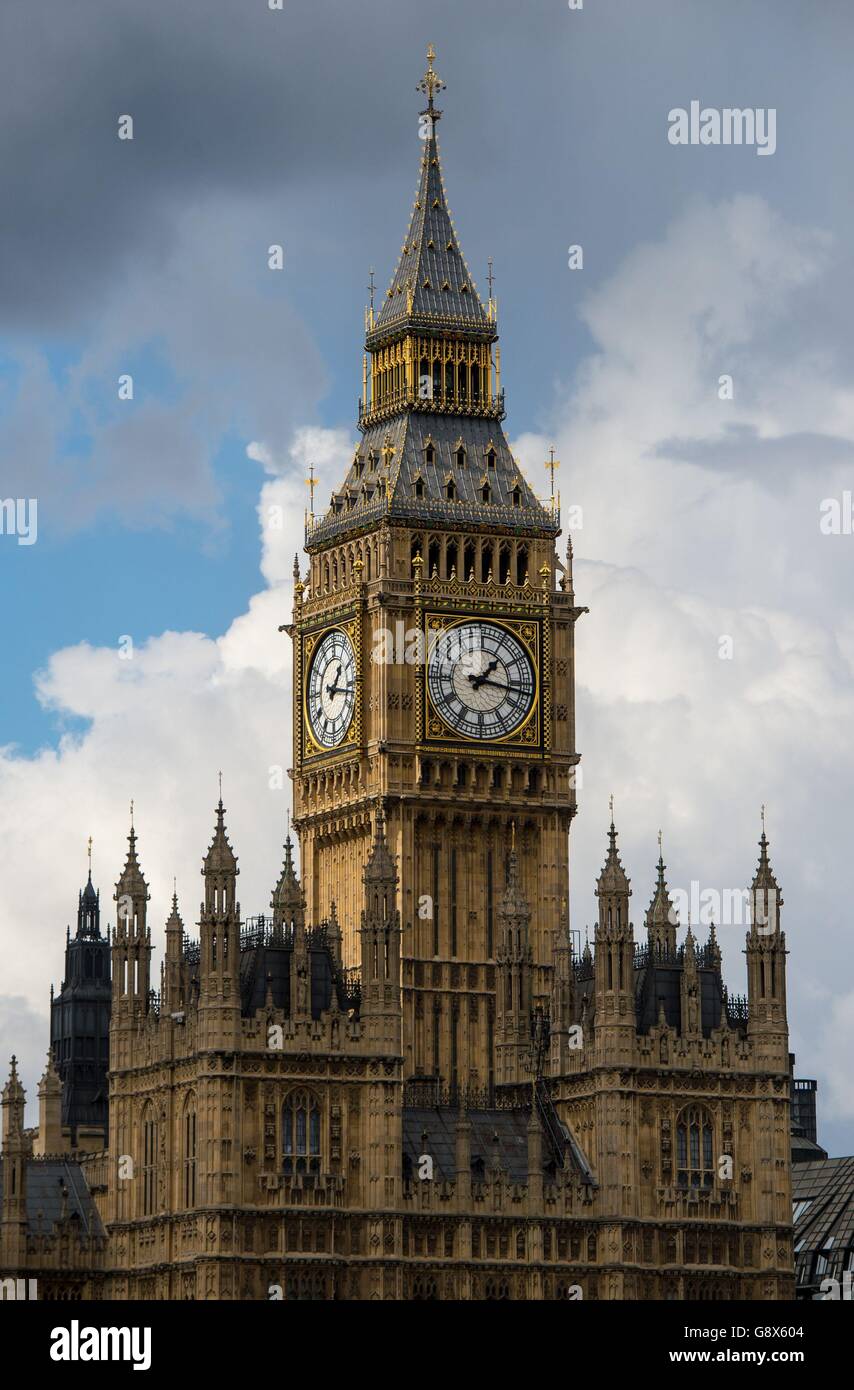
(761, 803), (766, 834)
(129, 799), (134, 828)
(545, 446), (560, 504)
(87, 835), (93, 873)
(658, 828), (663, 856)
(306, 462), (317, 518)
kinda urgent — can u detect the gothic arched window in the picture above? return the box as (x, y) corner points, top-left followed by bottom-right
(282, 1089), (321, 1174)
(676, 1105), (715, 1189)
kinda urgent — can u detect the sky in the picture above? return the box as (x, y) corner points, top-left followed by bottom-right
(1, 0), (853, 1154)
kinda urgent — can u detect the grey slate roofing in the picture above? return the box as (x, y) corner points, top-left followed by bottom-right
(573, 950), (734, 1039)
(404, 1105), (535, 1183)
(403, 1104), (593, 1184)
(310, 411), (558, 547)
(0, 1157), (105, 1238)
(374, 127), (491, 338)
(792, 1156), (854, 1295)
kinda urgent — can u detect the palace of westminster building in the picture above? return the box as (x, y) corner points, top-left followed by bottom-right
(0, 51), (796, 1301)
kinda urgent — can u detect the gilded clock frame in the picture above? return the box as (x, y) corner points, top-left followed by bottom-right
(300, 614), (362, 762)
(421, 611), (543, 753)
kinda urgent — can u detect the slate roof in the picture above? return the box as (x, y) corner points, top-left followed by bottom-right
(0, 1157), (105, 1238)
(404, 1105), (534, 1183)
(373, 127), (491, 340)
(792, 1156), (854, 1296)
(309, 411), (557, 547)
(403, 1104), (593, 1184)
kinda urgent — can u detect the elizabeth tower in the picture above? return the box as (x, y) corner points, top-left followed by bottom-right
(290, 48), (584, 1091)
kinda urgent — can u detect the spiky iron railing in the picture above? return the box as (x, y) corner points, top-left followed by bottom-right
(403, 1079), (517, 1111)
(724, 990), (749, 1025)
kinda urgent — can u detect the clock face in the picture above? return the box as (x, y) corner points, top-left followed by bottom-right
(306, 629), (357, 749)
(427, 620), (536, 741)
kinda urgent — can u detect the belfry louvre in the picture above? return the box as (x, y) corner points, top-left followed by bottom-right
(0, 48), (794, 1302)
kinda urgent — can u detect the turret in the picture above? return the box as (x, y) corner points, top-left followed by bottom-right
(163, 885), (185, 1012)
(680, 923), (702, 1037)
(111, 812), (152, 1015)
(745, 817), (788, 1046)
(51, 846), (112, 1145)
(0, 1057), (29, 1266)
(198, 794), (241, 1046)
(593, 811), (635, 1039)
(34, 1051), (63, 1157)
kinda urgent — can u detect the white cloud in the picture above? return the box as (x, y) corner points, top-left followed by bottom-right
(3, 196), (854, 1152)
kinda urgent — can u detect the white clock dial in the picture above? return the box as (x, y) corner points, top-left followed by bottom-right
(306, 629), (356, 748)
(427, 620), (535, 741)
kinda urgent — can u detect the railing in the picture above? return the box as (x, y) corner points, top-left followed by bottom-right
(725, 991), (749, 1025)
(358, 387), (506, 427)
(403, 1079), (520, 1111)
(306, 492), (560, 546)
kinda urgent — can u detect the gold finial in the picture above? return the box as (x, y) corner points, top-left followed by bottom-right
(609, 793), (614, 824)
(658, 828), (663, 855)
(545, 447), (560, 507)
(487, 256), (496, 322)
(761, 803), (766, 834)
(417, 43), (445, 113)
(305, 462), (317, 518)
(129, 799), (134, 829)
(218, 770), (223, 802)
(87, 835), (93, 873)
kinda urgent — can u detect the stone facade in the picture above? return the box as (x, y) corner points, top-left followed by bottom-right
(0, 48), (794, 1302)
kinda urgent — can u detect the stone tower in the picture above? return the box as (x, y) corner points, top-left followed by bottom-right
(290, 45), (584, 1091)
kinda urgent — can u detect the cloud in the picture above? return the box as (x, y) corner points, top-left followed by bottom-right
(3, 189), (854, 1155)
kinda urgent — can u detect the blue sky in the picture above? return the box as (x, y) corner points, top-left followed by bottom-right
(2, 0), (854, 1153)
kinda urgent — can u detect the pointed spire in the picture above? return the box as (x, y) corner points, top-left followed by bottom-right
(78, 839), (101, 938)
(166, 886), (184, 931)
(646, 831), (676, 954)
(500, 826), (531, 924)
(595, 803), (630, 898)
(750, 807), (783, 934)
(203, 794), (239, 876)
(115, 811), (150, 922)
(374, 46), (490, 335)
(1, 1055), (26, 1141)
(363, 805), (398, 886)
(272, 821), (305, 932)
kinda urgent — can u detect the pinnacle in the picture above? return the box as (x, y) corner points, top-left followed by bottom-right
(363, 807), (398, 885)
(203, 799), (238, 876)
(596, 816), (630, 897)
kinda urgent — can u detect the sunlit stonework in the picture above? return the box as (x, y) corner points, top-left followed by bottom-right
(0, 48), (794, 1302)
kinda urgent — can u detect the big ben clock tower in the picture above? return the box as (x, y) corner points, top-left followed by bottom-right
(290, 47), (584, 1090)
